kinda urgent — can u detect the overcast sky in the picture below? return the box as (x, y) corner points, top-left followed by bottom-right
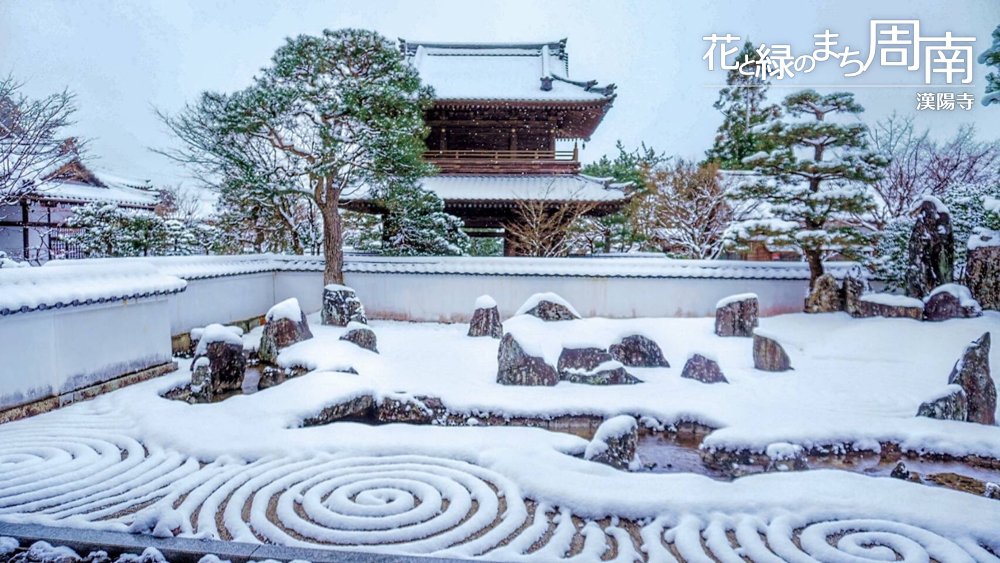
(2, 0), (998, 188)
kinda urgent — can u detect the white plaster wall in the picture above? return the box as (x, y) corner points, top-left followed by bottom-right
(342, 272), (810, 322)
(169, 273), (276, 335)
(0, 297), (172, 411)
(274, 271), (324, 315)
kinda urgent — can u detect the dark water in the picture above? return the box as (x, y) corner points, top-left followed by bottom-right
(635, 433), (1000, 497)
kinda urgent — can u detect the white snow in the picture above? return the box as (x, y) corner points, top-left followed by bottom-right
(266, 297), (303, 323)
(0, 262), (185, 313)
(514, 292), (581, 318)
(911, 194), (949, 215)
(194, 323), (245, 355)
(968, 227), (1000, 250)
(926, 284), (981, 309)
(474, 295), (497, 310)
(765, 442), (803, 461)
(0, 537), (17, 556)
(860, 293), (925, 309)
(191, 325), (242, 342)
(324, 283), (354, 292)
(983, 195), (1000, 214)
(715, 292), (758, 309)
(584, 415), (637, 461)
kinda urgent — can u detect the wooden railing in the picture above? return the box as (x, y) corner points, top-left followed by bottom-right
(424, 149), (577, 162)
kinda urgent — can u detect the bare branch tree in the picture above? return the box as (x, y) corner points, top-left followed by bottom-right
(504, 187), (599, 257)
(647, 161), (756, 259)
(0, 74), (80, 206)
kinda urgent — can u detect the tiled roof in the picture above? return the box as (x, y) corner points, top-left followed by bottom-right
(29, 180), (159, 207)
(401, 39), (615, 102)
(345, 174), (630, 204)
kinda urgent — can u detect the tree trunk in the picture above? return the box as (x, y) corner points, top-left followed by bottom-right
(805, 249), (824, 290)
(321, 190), (345, 286)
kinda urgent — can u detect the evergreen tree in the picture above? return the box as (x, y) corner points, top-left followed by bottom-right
(580, 142), (668, 253)
(704, 41), (781, 169)
(726, 90), (885, 287)
(159, 29), (433, 284)
(65, 203), (175, 257)
(368, 181), (469, 256)
(980, 24), (1000, 107)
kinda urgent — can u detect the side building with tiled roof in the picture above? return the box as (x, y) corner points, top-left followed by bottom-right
(0, 154), (159, 263)
(342, 38), (628, 255)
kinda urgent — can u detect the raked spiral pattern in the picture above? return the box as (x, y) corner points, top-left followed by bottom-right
(1, 410), (998, 563)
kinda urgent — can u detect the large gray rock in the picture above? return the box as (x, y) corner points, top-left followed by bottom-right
(557, 346), (640, 385)
(680, 353), (727, 384)
(964, 229), (1000, 311)
(518, 292), (580, 321)
(340, 321), (378, 353)
(609, 334), (670, 367)
(850, 293), (924, 320)
(805, 274), (842, 314)
(322, 284), (367, 327)
(584, 415), (639, 470)
(190, 324), (246, 395)
(906, 197), (954, 299)
(753, 332), (792, 372)
(714, 293), (759, 336)
(468, 295), (503, 338)
(497, 333), (558, 386)
(842, 267), (870, 317)
(923, 284), (983, 322)
(917, 386), (968, 421)
(258, 298), (313, 364)
(947, 332), (996, 425)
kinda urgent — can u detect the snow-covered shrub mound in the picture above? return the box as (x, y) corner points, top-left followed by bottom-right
(0, 537), (17, 557)
(0, 262), (185, 314)
(584, 415), (639, 470)
(515, 292), (580, 321)
(0, 251), (27, 269)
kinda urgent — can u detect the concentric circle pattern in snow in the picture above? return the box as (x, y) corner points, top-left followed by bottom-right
(1, 411), (998, 563)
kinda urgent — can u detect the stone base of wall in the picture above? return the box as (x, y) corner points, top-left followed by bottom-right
(0, 361), (178, 424)
(171, 315), (266, 355)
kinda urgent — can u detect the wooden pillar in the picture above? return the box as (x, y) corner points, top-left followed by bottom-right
(510, 128), (517, 151)
(440, 128), (447, 150)
(20, 200), (29, 262)
(503, 229), (517, 257)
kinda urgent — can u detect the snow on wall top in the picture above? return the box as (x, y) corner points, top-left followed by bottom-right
(401, 39), (613, 102)
(46, 254), (860, 282)
(0, 262), (186, 315)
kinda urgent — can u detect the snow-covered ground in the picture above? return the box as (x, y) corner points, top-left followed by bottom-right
(1, 312), (999, 562)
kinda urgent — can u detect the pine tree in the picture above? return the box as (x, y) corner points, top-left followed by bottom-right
(367, 180), (469, 256)
(980, 24), (1000, 107)
(65, 203), (173, 257)
(704, 41), (781, 169)
(726, 90), (885, 287)
(580, 142), (668, 253)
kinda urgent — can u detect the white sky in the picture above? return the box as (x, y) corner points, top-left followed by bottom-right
(2, 0), (998, 188)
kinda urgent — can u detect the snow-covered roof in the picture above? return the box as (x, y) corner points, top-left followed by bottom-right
(401, 39), (615, 102)
(29, 180), (160, 207)
(0, 262), (186, 316)
(348, 174), (630, 204)
(45, 253), (860, 282)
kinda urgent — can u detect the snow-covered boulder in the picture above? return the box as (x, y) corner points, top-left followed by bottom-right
(916, 385), (967, 422)
(584, 415), (639, 470)
(842, 267), (869, 317)
(190, 324), (246, 396)
(764, 442), (807, 472)
(376, 393), (435, 424)
(497, 332), (558, 386)
(680, 352), (727, 384)
(560, 358), (639, 385)
(923, 284), (983, 322)
(964, 227), (1000, 310)
(189, 324), (242, 357)
(804, 274), (842, 314)
(516, 292), (580, 322)
(189, 357), (212, 401)
(0, 537), (17, 557)
(339, 321), (378, 353)
(752, 330), (792, 372)
(851, 293), (924, 320)
(258, 298), (313, 364)
(321, 284), (367, 326)
(906, 196), (954, 299)
(948, 332), (996, 425)
(714, 293), (759, 336)
(467, 295), (502, 338)
(609, 334), (669, 367)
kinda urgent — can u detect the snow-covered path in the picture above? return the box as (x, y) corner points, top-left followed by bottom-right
(2, 313), (1000, 561)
